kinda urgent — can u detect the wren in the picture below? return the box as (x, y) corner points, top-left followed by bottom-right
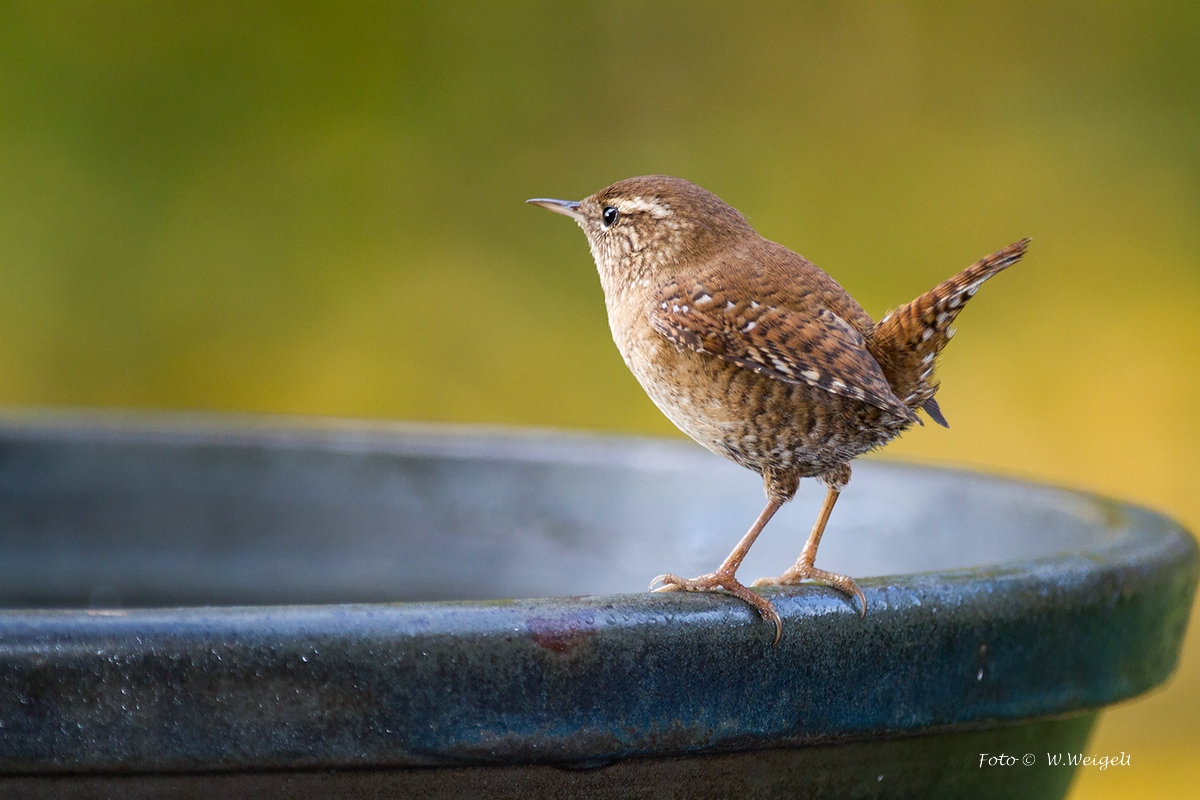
(529, 175), (1028, 644)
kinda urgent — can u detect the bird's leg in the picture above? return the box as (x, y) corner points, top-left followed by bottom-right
(651, 497), (784, 643)
(753, 469), (866, 616)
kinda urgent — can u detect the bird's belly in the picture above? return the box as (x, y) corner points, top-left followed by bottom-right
(625, 340), (903, 477)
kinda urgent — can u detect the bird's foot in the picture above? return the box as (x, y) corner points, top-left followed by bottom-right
(752, 564), (867, 617)
(651, 571), (783, 644)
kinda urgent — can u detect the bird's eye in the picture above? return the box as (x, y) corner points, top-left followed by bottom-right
(601, 206), (619, 228)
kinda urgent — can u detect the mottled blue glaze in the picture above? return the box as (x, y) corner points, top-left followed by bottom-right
(0, 413), (1194, 797)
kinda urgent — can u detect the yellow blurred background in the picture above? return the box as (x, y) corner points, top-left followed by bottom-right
(0, 3), (1196, 795)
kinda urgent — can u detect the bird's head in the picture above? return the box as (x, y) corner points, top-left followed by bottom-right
(528, 175), (753, 287)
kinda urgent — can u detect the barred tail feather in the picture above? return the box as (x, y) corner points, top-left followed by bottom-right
(869, 238), (1030, 425)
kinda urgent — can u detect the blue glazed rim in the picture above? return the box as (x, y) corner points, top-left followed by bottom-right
(0, 412), (1195, 774)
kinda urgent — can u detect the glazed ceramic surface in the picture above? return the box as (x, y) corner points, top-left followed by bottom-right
(0, 413), (1194, 798)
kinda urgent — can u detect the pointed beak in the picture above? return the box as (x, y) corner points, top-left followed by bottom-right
(527, 197), (583, 221)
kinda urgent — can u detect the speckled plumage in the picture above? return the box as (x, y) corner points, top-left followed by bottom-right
(530, 175), (1028, 643)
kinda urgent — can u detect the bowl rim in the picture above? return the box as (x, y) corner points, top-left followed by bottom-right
(0, 409), (1196, 774)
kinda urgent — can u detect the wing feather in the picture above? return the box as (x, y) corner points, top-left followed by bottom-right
(650, 278), (916, 421)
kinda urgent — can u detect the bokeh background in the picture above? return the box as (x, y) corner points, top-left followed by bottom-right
(1, 2), (1196, 795)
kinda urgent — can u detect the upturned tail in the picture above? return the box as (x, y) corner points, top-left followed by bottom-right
(869, 238), (1031, 427)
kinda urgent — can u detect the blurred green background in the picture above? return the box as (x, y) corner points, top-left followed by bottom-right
(1, 2), (1196, 795)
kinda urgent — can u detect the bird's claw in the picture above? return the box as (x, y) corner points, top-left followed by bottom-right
(650, 571), (783, 645)
(752, 565), (867, 617)
(649, 574), (678, 592)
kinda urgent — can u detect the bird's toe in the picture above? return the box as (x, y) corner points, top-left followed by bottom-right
(753, 566), (866, 617)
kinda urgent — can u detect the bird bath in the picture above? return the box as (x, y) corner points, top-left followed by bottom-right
(0, 412), (1195, 799)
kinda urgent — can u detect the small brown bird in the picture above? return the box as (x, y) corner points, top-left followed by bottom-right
(529, 176), (1028, 643)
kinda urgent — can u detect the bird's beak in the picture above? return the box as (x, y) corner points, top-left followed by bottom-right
(527, 197), (583, 221)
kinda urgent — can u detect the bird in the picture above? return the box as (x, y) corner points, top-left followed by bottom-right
(528, 175), (1028, 643)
